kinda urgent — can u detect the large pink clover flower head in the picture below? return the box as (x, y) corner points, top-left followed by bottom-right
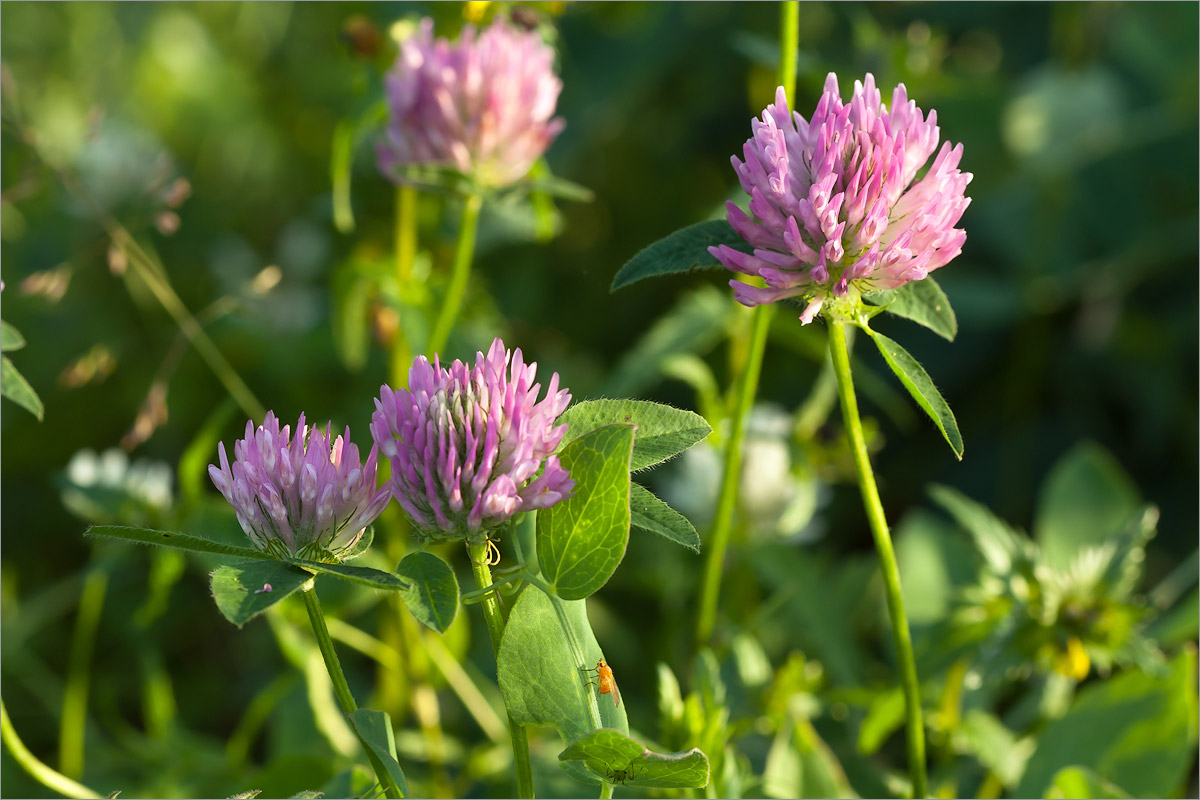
(371, 338), (573, 543)
(208, 412), (392, 561)
(711, 73), (971, 325)
(377, 17), (565, 190)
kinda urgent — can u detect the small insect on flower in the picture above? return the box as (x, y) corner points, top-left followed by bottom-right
(583, 658), (620, 708)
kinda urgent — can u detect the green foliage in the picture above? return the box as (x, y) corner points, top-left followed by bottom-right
(85, 524), (272, 561)
(610, 220), (751, 291)
(288, 560), (409, 592)
(558, 728), (710, 789)
(863, 277), (958, 341)
(1016, 650), (1197, 798)
(210, 561), (312, 627)
(346, 709), (410, 799)
(1, 355), (43, 421)
(0, 320), (26, 351)
(558, 398), (713, 471)
(865, 328), (964, 459)
(394, 551), (459, 633)
(537, 424), (634, 600)
(630, 482), (701, 552)
(1044, 767), (1131, 799)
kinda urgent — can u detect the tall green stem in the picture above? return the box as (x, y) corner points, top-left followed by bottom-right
(389, 185), (418, 387)
(695, 303), (773, 645)
(827, 320), (926, 799)
(468, 539), (535, 799)
(2, 700), (101, 800)
(59, 568), (106, 779)
(428, 193), (483, 357)
(779, 1), (799, 101)
(301, 585), (404, 800)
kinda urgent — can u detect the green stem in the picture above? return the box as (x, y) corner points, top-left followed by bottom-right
(2, 700), (102, 799)
(598, 779), (614, 799)
(468, 539), (535, 799)
(301, 585), (404, 800)
(389, 185), (418, 388)
(827, 319), (926, 799)
(428, 193), (483, 358)
(779, 1), (799, 101)
(59, 568), (107, 779)
(695, 303), (773, 646)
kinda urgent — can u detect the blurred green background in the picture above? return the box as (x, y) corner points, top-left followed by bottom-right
(2, 2), (1196, 798)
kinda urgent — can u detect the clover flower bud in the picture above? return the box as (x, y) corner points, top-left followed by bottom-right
(711, 73), (972, 324)
(371, 338), (573, 543)
(208, 412), (391, 561)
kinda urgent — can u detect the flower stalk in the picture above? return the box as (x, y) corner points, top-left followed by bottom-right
(301, 585), (404, 800)
(428, 192), (483, 358)
(827, 318), (926, 798)
(467, 538), (536, 799)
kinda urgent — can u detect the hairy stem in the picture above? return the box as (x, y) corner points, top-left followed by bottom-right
(428, 193), (483, 358)
(468, 539), (535, 799)
(828, 319), (926, 798)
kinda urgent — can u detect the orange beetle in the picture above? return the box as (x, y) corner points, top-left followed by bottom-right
(584, 658), (620, 707)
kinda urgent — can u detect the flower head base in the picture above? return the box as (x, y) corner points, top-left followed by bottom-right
(710, 73), (972, 324)
(208, 412), (391, 561)
(378, 17), (565, 190)
(371, 338), (573, 543)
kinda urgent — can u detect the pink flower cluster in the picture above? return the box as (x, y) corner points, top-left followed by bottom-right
(371, 338), (573, 541)
(208, 413), (391, 560)
(711, 73), (972, 324)
(378, 17), (565, 189)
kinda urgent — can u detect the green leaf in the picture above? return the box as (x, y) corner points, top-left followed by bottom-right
(955, 709), (1034, 788)
(894, 509), (977, 625)
(538, 425), (634, 600)
(605, 285), (734, 397)
(857, 687), (904, 755)
(630, 483), (700, 552)
(289, 560), (408, 592)
(1015, 650), (1197, 798)
(1034, 442), (1140, 572)
(85, 524), (272, 561)
(1044, 767), (1131, 799)
(611, 219), (751, 291)
(1, 320), (26, 351)
(864, 277), (958, 341)
(496, 587), (628, 783)
(512, 174), (595, 203)
(2, 355), (43, 420)
(558, 728), (710, 789)
(330, 256), (375, 372)
(395, 551), (458, 633)
(867, 329), (963, 459)
(928, 484), (1027, 576)
(346, 708), (410, 799)
(765, 715), (854, 799)
(559, 399), (712, 472)
(210, 560), (312, 627)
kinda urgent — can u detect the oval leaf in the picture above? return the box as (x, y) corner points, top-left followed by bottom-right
(868, 330), (963, 459)
(395, 551), (459, 633)
(86, 524), (271, 561)
(538, 424), (634, 600)
(289, 560), (409, 592)
(864, 276), (958, 341)
(611, 219), (750, 291)
(346, 708), (409, 799)
(210, 560), (312, 627)
(631, 483), (700, 552)
(559, 728), (710, 789)
(496, 588), (628, 762)
(559, 399), (712, 472)
(1, 321), (26, 352)
(2, 356), (43, 421)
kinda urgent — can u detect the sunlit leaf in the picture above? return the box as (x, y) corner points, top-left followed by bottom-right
(559, 399), (712, 471)
(538, 425), (634, 600)
(0, 320), (26, 352)
(864, 277), (958, 341)
(346, 708), (409, 799)
(630, 483), (700, 552)
(2, 355), (43, 420)
(559, 728), (710, 789)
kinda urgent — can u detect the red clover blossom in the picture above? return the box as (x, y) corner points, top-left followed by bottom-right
(208, 412), (391, 561)
(371, 338), (573, 543)
(711, 73), (972, 324)
(378, 17), (564, 190)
